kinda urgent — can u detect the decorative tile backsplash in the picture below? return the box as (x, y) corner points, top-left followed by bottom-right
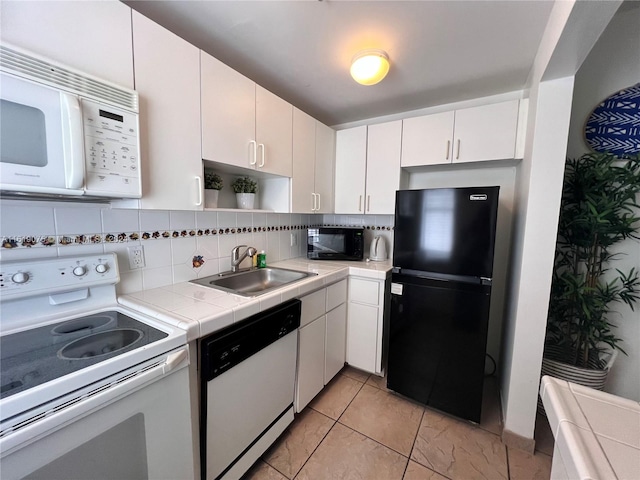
(0, 201), (394, 294)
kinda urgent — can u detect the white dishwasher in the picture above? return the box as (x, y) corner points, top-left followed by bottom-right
(200, 299), (300, 480)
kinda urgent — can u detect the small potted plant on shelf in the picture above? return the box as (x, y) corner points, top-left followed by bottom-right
(231, 176), (258, 210)
(204, 169), (223, 208)
(542, 152), (640, 396)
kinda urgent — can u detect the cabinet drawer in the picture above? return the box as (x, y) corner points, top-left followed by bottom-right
(300, 288), (327, 327)
(349, 278), (379, 306)
(326, 279), (347, 311)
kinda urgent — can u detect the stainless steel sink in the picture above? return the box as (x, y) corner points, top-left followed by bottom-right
(190, 267), (316, 296)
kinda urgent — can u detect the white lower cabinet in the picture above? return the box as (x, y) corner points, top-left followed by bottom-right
(295, 280), (347, 412)
(296, 313), (326, 412)
(325, 305), (347, 383)
(346, 276), (386, 375)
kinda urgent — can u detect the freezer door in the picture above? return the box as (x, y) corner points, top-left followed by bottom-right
(393, 186), (499, 278)
(386, 274), (491, 423)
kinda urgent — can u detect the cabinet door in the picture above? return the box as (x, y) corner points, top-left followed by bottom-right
(314, 122), (336, 214)
(295, 316), (326, 412)
(201, 51), (256, 169)
(326, 279), (347, 312)
(346, 302), (379, 373)
(1, 1), (134, 88)
(452, 100), (519, 163)
(133, 13), (202, 210)
(365, 120), (402, 214)
(325, 303), (347, 384)
(334, 126), (367, 214)
(292, 108), (316, 213)
(256, 86), (293, 177)
(401, 111), (455, 167)
(300, 288), (327, 327)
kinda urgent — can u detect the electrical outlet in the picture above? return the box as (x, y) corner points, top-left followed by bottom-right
(290, 233), (297, 247)
(127, 245), (145, 269)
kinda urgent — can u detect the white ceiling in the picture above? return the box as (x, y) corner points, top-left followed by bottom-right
(125, 0), (555, 126)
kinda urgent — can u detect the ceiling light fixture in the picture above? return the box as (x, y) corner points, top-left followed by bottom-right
(350, 49), (390, 86)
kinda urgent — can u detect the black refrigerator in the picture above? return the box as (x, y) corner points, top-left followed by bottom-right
(387, 186), (499, 423)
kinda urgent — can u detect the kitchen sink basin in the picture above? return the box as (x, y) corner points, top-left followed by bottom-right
(190, 267), (316, 296)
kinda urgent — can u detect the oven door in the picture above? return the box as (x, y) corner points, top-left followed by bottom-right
(0, 73), (84, 195)
(0, 346), (195, 480)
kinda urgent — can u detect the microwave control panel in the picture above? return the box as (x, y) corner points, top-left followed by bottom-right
(82, 99), (141, 198)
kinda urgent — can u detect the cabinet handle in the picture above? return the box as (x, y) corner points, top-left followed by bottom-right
(317, 193), (321, 211)
(359, 195), (362, 212)
(311, 193), (317, 211)
(456, 139), (461, 160)
(258, 143), (265, 168)
(367, 195), (371, 212)
(446, 140), (450, 160)
(249, 140), (257, 166)
(195, 176), (203, 206)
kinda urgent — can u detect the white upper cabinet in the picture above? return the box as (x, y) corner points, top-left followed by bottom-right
(401, 111), (455, 166)
(1, 1), (134, 88)
(256, 86), (293, 177)
(292, 109), (316, 212)
(452, 101), (520, 163)
(314, 122), (336, 214)
(133, 12), (203, 210)
(292, 109), (335, 213)
(334, 121), (401, 215)
(401, 100), (520, 167)
(201, 52), (256, 170)
(201, 53), (293, 177)
(334, 126), (367, 214)
(365, 121), (402, 214)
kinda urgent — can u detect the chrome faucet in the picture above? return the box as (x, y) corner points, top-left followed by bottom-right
(231, 245), (257, 272)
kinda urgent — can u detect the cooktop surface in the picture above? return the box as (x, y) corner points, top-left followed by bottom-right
(0, 311), (167, 399)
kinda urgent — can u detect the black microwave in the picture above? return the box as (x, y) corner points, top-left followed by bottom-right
(307, 227), (364, 261)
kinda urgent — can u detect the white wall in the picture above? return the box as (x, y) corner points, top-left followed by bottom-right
(499, 0), (621, 444)
(0, 200), (314, 294)
(501, 75), (575, 441)
(566, 2), (640, 401)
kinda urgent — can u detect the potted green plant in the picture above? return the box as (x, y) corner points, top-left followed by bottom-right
(543, 152), (640, 392)
(204, 169), (223, 208)
(231, 176), (258, 210)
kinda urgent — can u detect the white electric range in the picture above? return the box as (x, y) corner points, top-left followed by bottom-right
(0, 253), (196, 479)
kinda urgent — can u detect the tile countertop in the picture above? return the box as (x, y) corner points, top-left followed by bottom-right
(117, 258), (392, 342)
(540, 375), (640, 480)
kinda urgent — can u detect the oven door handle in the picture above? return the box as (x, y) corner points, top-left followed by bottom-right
(163, 348), (188, 374)
(0, 346), (190, 453)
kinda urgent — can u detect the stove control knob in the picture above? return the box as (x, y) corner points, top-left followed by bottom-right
(95, 263), (108, 274)
(73, 266), (87, 277)
(11, 272), (29, 284)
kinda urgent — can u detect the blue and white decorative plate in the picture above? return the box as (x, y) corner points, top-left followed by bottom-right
(584, 83), (640, 157)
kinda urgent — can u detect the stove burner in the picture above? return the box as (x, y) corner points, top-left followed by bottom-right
(51, 315), (116, 336)
(58, 329), (144, 360)
(0, 312), (168, 400)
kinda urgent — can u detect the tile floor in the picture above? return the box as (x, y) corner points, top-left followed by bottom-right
(244, 366), (554, 480)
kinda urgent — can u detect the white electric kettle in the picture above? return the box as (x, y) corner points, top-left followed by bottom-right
(370, 235), (388, 261)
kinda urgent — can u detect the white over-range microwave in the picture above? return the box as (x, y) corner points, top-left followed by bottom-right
(0, 44), (141, 199)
